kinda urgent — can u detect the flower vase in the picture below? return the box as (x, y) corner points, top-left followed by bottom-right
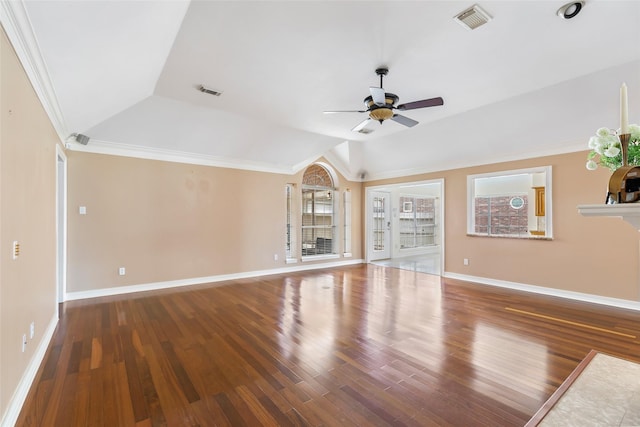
(620, 133), (630, 167)
(606, 134), (640, 203)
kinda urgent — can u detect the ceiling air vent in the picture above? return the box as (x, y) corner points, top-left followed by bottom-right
(356, 128), (374, 135)
(198, 85), (222, 96)
(454, 4), (492, 30)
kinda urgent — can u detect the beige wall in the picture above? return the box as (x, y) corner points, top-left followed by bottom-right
(1, 29), (59, 421)
(367, 151), (639, 301)
(66, 152), (362, 293)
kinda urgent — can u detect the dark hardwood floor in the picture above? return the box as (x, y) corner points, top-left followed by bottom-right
(16, 264), (640, 426)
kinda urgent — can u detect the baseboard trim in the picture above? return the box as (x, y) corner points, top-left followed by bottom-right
(443, 272), (640, 312)
(1, 314), (58, 427)
(66, 258), (364, 301)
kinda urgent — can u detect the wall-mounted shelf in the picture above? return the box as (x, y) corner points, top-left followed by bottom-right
(577, 204), (640, 230)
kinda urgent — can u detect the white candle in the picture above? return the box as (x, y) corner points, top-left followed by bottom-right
(621, 83), (629, 134)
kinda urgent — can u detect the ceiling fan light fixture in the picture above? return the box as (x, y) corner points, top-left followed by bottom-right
(369, 108), (394, 122)
(329, 67), (443, 131)
(454, 4), (492, 30)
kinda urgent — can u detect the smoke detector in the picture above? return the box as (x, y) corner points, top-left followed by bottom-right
(454, 4), (492, 30)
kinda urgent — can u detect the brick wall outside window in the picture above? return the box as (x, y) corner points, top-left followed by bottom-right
(474, 195), (528, 236)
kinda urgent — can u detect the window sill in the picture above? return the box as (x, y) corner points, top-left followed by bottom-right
(467, 233), (552, 241)
(285, 258), (298, 264)
(301, 254), (340, 262)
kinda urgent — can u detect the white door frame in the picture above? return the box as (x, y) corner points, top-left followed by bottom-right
(56, 145), (67, 310)
(365, 179), (445, 274)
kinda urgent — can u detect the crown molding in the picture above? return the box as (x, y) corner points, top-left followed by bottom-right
(291, 152), (330, 176)
(321, 148), (360, 182)
(67, 138), (359, 179)
(1, 0), (68, 141)
(66, 139), (307, 175)
(364, 142), (586, 182)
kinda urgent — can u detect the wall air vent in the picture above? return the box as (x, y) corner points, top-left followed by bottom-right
(454, 4), (492, 30)
(198, 85), (223, 96)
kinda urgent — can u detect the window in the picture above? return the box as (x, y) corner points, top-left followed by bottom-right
(399, 195), (437, 248)
(301, 164), (337, 257)
(285, 183), (296, 261)
(467, 166), (552, 238)
(343, 190), (352, 256)
(474, 194), (529, 236)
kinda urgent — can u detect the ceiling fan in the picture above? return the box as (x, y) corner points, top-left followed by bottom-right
(324, 67), (444, 133)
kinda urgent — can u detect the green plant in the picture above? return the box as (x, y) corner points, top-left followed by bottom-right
(586, 124), (640, 171)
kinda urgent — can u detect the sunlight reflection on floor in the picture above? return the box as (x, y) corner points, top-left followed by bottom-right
(371, 253), (441, 275)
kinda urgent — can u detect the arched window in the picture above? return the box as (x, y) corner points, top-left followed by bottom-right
(301, 164), (336, 256)
(303, 164), (333, 187)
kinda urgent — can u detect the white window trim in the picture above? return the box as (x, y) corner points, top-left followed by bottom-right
(301, 163), (339, 258)
(343, 189), (352, 257)
(301, 254), (340, 262)
(467, 165), (553, 239)
(285, 183), (298, 263)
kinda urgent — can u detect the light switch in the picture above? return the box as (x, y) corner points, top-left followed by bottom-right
(79, 206), (87, 215)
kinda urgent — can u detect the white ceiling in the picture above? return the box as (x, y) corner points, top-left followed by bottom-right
(6, 0), (640, 179)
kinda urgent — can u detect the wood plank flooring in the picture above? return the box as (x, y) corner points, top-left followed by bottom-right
(16, 264), (640, 426)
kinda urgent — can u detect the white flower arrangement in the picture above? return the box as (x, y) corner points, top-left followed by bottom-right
(586, 124), (640, 171)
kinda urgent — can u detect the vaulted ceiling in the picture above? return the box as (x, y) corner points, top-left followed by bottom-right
(4, 1), (640, 180)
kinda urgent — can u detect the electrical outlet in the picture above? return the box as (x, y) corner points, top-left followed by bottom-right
(12, 241), (20, 260)
(274, 254), (278, 261)
(119, 267), (126, 276)
(22, 334), (27, 352)
(30, 322), (35, 339)
(463, 258), (469, 266)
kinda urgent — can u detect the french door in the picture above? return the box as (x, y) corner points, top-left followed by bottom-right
(368, 191), (391, 261)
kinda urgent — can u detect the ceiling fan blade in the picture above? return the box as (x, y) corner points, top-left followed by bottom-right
(396, 97), (444, 111)
(323, 110), (367, 114)
(351, 118), (371, 132)
(391, 114), (419, 128)
(370, 87), (386, 106)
